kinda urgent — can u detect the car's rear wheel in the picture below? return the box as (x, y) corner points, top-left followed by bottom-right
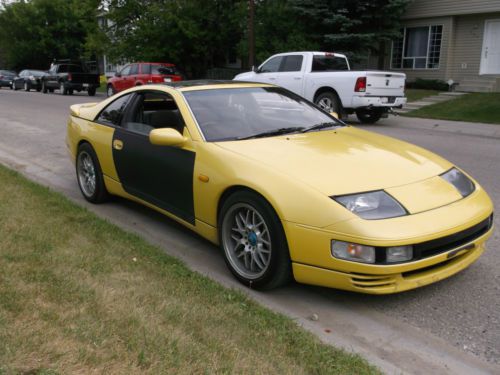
(76, 143), (109, 203)
(355, 109), (383, 124)
(219, 190), (292, 290)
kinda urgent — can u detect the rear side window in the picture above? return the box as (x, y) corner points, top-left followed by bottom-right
(141, 64), (152, 74)
(259, 56), (283, 73)
(97, 94), (133, 126)
(150, 64), (179, 75)
(312, 56), (349, 71)
(279, 55), (303, 72)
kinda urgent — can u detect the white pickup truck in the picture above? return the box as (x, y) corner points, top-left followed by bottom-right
(234, 51), (407, 124)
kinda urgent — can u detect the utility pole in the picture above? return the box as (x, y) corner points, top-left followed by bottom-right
(248, 0), (255, 69)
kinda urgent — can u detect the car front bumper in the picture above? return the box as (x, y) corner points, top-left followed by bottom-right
(284, 187), (494, 294)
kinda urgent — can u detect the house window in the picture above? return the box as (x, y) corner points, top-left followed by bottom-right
(391, 25), (442, 69)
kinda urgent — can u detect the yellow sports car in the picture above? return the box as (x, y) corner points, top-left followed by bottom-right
(66, 81), (494, 294)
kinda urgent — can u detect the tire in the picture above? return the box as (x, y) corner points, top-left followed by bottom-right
(68, 89), (74, 95)
(36, 87), (41, 92)
(219, 190), (292, 290)
(13, 83), (19, 91)
(49, 88), (54, 93)
(60, 82), (67, 95)
(42, 81), (48, 94)
(315, 91), (341, 114)
(76, 143), (109, 203)
(88, 87), (96, 96)
(106, 84), (115, 97)
(24, 81), (30, 92)
(355, 109), (383, 124)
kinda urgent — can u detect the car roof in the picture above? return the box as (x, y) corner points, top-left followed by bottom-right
(163, 80), (273, 91)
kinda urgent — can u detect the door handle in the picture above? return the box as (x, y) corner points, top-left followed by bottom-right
(113, 139), (123, 150)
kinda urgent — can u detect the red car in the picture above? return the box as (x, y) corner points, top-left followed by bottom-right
(106, 62), (183, 96)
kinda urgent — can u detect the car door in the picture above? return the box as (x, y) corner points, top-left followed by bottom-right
(115, 65), (131, 92)
(273, 55), (305, 94)
(128, 63), (139, 87)
(109, 90), (196, 224)
(255, 55), (283, 84)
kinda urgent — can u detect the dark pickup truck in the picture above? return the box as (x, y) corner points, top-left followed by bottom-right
(41, 62), (100, 96)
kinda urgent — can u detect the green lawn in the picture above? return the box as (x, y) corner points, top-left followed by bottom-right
(404, 93), (500, 124)
(0, 165), (379, 375)
(405, 89), (440, 102)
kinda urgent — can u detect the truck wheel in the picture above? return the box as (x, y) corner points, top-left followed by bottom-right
(315, 92), (341, 114)
(88, 87), (96, 96)
(60, 82), (67, 95)
(355, 109), (383, 124)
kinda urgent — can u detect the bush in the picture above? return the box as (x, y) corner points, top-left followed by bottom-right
(406, 78), (449, 91)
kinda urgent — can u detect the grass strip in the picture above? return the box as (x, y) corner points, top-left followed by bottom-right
(404, 93), (500, 124)
(0, 165), (379, 375)
(405, 89), (440, 103)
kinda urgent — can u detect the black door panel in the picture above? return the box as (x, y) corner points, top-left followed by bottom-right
(112, 128), (196, 224)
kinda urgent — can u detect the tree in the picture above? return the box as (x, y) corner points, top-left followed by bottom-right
(292, 0), (411, 67)
(0, 0), (101, 70)
(103, 0), (246, 78)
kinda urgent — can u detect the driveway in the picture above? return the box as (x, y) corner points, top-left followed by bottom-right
(0, 88), (498, 374)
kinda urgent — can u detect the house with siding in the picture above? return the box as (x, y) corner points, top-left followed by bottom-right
(389, 0), (500, 92)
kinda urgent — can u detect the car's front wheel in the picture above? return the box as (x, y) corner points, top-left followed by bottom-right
(76, 143), (109, 203)
(219, 190), (292, 290)
(106, 84), (115, 97)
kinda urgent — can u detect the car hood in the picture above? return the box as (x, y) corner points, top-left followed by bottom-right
(215, 126), (456, 206)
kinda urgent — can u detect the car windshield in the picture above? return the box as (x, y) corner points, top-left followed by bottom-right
(183, 87), (343, 141)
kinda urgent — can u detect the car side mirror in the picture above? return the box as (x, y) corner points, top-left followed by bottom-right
(149, 128), (187, 147)
(115, 72), (121, 77)
(330, 112), (339, 119)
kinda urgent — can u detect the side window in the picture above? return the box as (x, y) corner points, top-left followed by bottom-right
(141, 64), (151, 74)
(120, 65), (131, 76)
(122, 91), (184, 136)
(259, 56), (283, 73)
(58, 65), (68, 73)
(130, 64), (139, 75)
(97, 94), (133, 126)
(279, 55), (303, 72)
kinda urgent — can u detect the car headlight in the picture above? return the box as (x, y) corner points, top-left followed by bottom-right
(333, 190), (407, 219)
(386, 246), (413, 263)
(441, 168), (475, 197)
(331, 241), (375, 263)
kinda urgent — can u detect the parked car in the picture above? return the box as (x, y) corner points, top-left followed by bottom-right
(12, 69), (47, 91)
(41, 61), (100, 96)
(0, 70), (16, 89)
(66, 81), (493, 293)
(234, 51), (407, 123)
(106, 62), (183, 96)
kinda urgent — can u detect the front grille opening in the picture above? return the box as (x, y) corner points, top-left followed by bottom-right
(402, 254), (464, 279)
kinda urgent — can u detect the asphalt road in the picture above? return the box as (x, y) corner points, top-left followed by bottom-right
(0, 88), (498, 374)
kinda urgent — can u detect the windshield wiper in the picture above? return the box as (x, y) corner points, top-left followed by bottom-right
(300, 121), (340, 133)
(237, 126), (304, 140)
